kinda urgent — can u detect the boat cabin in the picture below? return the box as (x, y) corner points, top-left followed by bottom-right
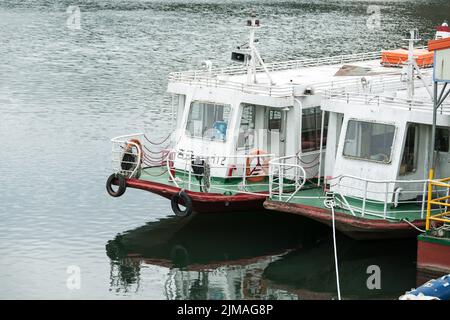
(322, 81), (450, 204)
(166, 78), (326, 178)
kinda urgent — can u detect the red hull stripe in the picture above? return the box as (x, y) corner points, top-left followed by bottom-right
(417, 239), (450, 274)
(264, 200), (425, 239)
(123, 178), (266, 213)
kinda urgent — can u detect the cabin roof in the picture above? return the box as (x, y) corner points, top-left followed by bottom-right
(168, 51), (432, 98)
(224, 59), (400, 87)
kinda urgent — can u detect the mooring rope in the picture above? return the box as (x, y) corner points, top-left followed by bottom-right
(402, 218), (426, 233)
(324, 196), (341, 300)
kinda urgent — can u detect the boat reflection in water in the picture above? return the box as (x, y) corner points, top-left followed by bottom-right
(106, 212), (417, 299)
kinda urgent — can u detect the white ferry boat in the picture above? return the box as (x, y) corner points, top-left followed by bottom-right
(106, 16), (448, 227)
(265, 30), (450, 239)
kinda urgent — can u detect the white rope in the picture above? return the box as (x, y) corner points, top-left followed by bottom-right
(325, 197), (341, 300)
(402, 218), (426, 233)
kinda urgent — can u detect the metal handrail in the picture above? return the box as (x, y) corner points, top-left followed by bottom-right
(168, 51), (383, 97)
(169, 51), (382, 79)
(329, 175), (437, 220)
(269, 155), (311, 201)
(426, 171), (450, 230)
(111, 133), (172, 178)
(324, 84), (450, 114)
(268, 161), (441, 221)
(165, 149), (275, 195)
(111, 133), (144, 179)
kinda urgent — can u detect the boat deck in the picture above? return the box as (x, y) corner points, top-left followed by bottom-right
(138, 167), (426, 222)
(138, 166), (271, 195)
(269, 187), (425, 222)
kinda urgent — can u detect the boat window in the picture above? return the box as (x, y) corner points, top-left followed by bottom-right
(268, 110), (282, 131)
(435, 128), (449, 152)
(343, 120), (395, 163)
(238, 104), (256, 149)
(186, 101), (231, 141)
(301, 107), (328, 152)
(400, 124), (418, 175)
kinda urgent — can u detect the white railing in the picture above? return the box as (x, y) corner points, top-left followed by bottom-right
(165, 149), (274, 196)
(168, 51), (383, 97)
(316, 73), (432, 96)
(327, 175), (434, 220)
(168, 73), (410, 98)
(111, 133), (172, 178)
(170, 51), (382, 80)
(269, 155), (307, 202)
(324, 86), (450, 114)
(267, 158), (448, 221)
(169, 74), (302, 97)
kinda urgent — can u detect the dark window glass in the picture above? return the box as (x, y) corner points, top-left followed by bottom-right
(268, 110), (282, 131)
(435, 128), (449, 152)
(343, 120), (395, 163)
(238, 105), (256, 149)
(301, 107), (328, 152)
(400, 124), (417, 175)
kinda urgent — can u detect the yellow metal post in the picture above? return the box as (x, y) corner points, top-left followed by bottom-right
(426, 169), (434, 230)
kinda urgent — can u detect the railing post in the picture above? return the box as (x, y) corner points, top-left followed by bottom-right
(362, 180), (368, 217)
(187, 159), (191, 191)
(421, 181), (427, 219)
(383, 182), (389, 219)
(279, 163), (283, 201)
(269, 163), (273, 198)
(242, 157), (246, 188)
(426, 169), (434, 230)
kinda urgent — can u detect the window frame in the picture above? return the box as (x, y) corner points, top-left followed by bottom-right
(237, 104), (257, 150)
(301, 106), (328, 152)
(435, 127), (450, 153)
(400, 123), (419, 176)
(185, 100), (232, 142)
(342, 119), (397, 164)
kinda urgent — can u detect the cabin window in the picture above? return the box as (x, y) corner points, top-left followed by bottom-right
(186, 101), (231, 142)
(238, 104), (256, 149)
(268, 110), (282, 131)
(343, 120), (395, 163)
(400, 124), (418, 175)
(435, 128), (449, 152)
(301, 107), (328, 152)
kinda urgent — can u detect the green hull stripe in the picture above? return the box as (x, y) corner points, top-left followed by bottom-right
(418, 234), (450, 246)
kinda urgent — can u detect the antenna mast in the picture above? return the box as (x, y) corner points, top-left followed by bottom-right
(404, 29), (420, 100)
(245, 13), (274, 85)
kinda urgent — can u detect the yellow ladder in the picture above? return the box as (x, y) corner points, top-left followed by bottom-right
(426, 169), (450, 230)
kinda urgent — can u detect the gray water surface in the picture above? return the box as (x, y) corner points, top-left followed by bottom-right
(1, 0), (448, 299)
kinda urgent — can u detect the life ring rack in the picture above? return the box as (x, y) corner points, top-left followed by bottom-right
(245, 149), (270, 183)
(120, 138), (144, 177)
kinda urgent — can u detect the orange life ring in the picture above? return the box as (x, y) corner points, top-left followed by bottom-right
(125, 138), (144, 164)
(245, 149), (270, 183)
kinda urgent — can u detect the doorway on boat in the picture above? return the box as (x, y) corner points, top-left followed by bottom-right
(433, 126), (450, 178)
(300, 106), (329, 181)
(267, 108), (286, 156)
(236, 104), (288, 158)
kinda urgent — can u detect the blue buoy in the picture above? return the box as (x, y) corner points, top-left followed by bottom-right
(400, 274), (450, 300)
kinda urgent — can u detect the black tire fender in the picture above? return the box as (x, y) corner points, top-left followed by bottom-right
(106, 173), (126, 197)
(171, 190), (193, 217)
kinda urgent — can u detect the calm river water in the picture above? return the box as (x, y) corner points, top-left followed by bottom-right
(0, 0), (448, 299)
